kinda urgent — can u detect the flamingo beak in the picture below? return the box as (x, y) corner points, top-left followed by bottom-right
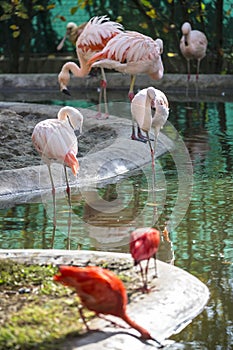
(57, 33), (67, 51)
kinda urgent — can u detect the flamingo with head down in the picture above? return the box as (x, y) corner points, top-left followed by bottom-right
(32, 106), (83, 226)
(180, 22), (208, 81)
(131, 86), (169, 161)
(58, 16), (124, 118)
(87, 31), (164, 102)
(131, 87), (169, 191)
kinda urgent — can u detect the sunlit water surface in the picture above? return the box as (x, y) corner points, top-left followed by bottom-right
(0, 94), (233, 349)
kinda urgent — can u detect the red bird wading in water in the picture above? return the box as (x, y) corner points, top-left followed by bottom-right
(130, 227), (160, 292)
(54, 265), (162, 346)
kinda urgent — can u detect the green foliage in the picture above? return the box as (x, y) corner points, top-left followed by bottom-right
(0, 0), (59, 72)
(0, 260), (94, 350)
(0, 259), (136, 350)
(79, 0), (233, 74)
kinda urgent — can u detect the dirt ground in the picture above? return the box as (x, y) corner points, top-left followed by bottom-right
(0, 108), (116, 171)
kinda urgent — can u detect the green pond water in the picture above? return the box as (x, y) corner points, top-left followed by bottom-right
(0, 94), (233, 349)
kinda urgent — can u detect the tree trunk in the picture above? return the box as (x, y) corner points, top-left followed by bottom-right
(215, 0), (224, 73)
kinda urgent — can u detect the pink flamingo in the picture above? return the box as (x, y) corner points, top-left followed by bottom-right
(180, 22), (208, 81)
(131, 87), (169, 148)
(131, 87), (169, 190)
(130, 227), (160, 292)
(87, 31), (164, 101)
(32, 106), (83, 228)
(58, 16), (124, 117)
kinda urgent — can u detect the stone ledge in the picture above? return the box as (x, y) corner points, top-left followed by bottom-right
(0, 249), (210, 349)
(0, 73), (232, 92)
(0, 102), (173, 207)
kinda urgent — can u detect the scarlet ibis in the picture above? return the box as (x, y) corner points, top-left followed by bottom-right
(53, 265), (162, 346)
(130, 227), (160, 291)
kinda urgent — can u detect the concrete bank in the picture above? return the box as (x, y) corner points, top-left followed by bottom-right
(0, 102), (173, 207)
(0, 249), (210, 349)
(0, 73), (232, 97)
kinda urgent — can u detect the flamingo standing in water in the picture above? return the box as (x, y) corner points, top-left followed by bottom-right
(87, 31), (164, 101)
(53, 265), (162, 346)
(58, 16), (124, 117)
(32, 106), (83, 228)
(180, 22), (208, 81)
(130, 227), (160, 292)
(57, 21), (87, 50)
(131, 87), (169, 190)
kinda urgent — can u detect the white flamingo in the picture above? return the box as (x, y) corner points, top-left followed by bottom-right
(58, 16), (124, 117)
(87, 31), (164, 101)
(180, 22), (208, 81)
(131, 87), (169, 192)
(32, 106), (83, 228)
(131, 87), (169, 151)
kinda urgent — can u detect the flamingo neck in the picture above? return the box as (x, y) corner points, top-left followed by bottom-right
(121, 312), (152, 340)
(63, 61), (90, 78)
(184, 34), (189, 46)
(141, 93), (153, 132)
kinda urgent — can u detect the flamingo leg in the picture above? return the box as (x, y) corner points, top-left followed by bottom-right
(195, 59), (200, 97)
(146, 131), (154, 162)
(95, 68), (109, 119)
(47, 164), (56, 229)
(64, 165), (71, 208)
(100, 68), (109, 118)
(64, 165), (72, 248)
(146, 131), (156, 193)
(137, 126), (148, 141)
(97, 81), (103, 117)
(131, 121), (147, 143)
(196, 58), (200, 81)
(128, 75), (136, 102)
(152, 130), (160, 220)
(66, 208), (71, 250)
(131, 120), (137, 140)
(187, 59), (191, 81)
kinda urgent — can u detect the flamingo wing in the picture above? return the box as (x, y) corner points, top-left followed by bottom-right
(88, 31), (161, 65)
(77, 16), (124, 53)
(32, 120), (77, 165)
